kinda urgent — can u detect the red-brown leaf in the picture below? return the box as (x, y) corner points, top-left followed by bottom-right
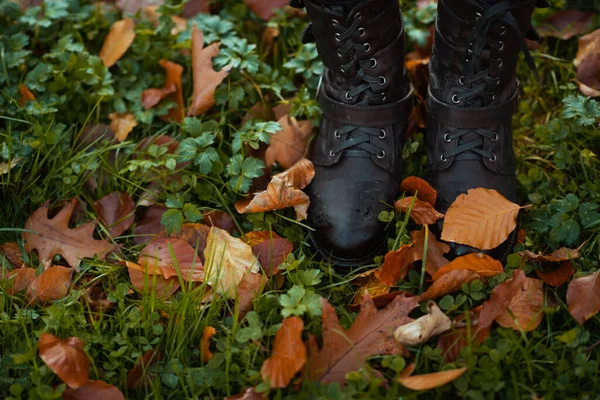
(2, 267), (36, 295)
(28, 266), (73, 302)
(477, 269), (526, 330)
(536, 262), (575, 287)
(265, 115), (312, 169)
(126, 261), (180, 298)
(133, 206), (166, 245)
(519, 247), (581, 263)
(400, 176), (437, 207)
(0, 241), (24, 267)
(139, 237), (204, 282)
(202, 210), (236, 233)
(409, 227), (450, 276)
(252, 237), (293, 276)
(19, 84), (36, 105)
(574, 29), (600, 97)
(93, 191), (135, 237)
(237, 271), (268, 318)
(395, 196), (444, 225)
(243, 0), (288, 20)
(374, 244), (414, 287)
(538, 10), (594, 40)
(63, 380), (124, 400)
(127, 349), (161, 389)
(39, 333), (90, 389)
(420, 269), (481, 301)
(495, 277), (544, 331)
(566, 270), (600, 324)
(141, 60), (184, 122)
(261, 316), (306, 388)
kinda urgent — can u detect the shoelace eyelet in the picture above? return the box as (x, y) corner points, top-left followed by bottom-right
(379, 129), (386, 139)
(475, 12), (482, 21)
(345, 92), (353, 100)
(459, 76), (466, 85)
(467, 42), (474, 54)
(377, 150), (385, 159)
(443, 133), (452, 142)
(337, 51), (343, 58)
(381, 93), (387, 101)
(489, 153), (497, 162)
(379, 76), (386, 85)
(334, 129), (341, 138)
(496, 77), (501, 85)
(354, 12), (363, 21)
(332, 19), (339, 27)
(334, 33), (341, 42)
(491, 132), (498, 141)
(329, 150), (336, 157)
(452, 94), (461, 104)
(496, 58), (503, 67)
(440, 154), (448, 162)
(498, 40), (504, 51)
(369, 58), (377, 68)
(358, 27), (366, 37)
(499, 25), (507, 35)
(363, 43), (371, 53)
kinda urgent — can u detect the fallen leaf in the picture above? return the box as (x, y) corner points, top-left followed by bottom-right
(0, 157), (21, 174)
(517, 229), (527, 244)
(265, 115), (313, 169)
(133, 206), (166, 245)
(409, 227), (450, 276)
(93, 191), (135, 237)
(19, 84), (36, 105)
(432, 253), (503, 281)
(477, 269), (526, 330)
(39, 333), (90, 389)
(141, 60), (185, 122)
(441, 188), (523, 250)
(163, 223), (210, 262)
(139, 238), (204, 281)
(108, 112), (137, 142)
(400, 176), (437, 207)
(274, 157), (315, 190)
(203, 227), (259, 296)
(395, 196), (444, 225)
(252, 236), (293, 276)
(188, 24), (229, 116)
(566, 270), (600, 324)
(437, 307), (482, 362)
(141, 6), (188, 35)
(23, 199), (115, 269)
(127, 349), (161, 389)
(202, 210), (236, 233)
(200, 326), (216, 362)
(350, 276), (392, 308)
(394, 301), (452, 346)
(495, 277), (544, 331)
(28, 266), (73, 302)
(374, 243), (414, 286)
(0, 241), (23, 267)
(126, 261), (180, 298)
(538, 10), (594, 40)
(237, 271), (268, 318)
(245, 230), (282, 247)
(224, 387), (266, 400)
(398, 367), (467, 390)
(420, 269), (482, 301)
(536, 262), (575, 287)
(82, 285), (114, 314)
(261, 316), (306, 388)
(574, 29), (600, 97)
(140, 83), (176, 110)
(63, 379), (125, 400)
(307, 292), (419, 384)
(99, 18), (136, 67)
(519, 246), (581, 263)
(243, 0), (288, 20)
(1, 267), (36, 295)
(182, 0), (210, 17)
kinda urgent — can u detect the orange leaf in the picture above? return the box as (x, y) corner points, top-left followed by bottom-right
(274, 157), (315, 190)
(495, 277), (544, 331)
(431, 253), (503, 281)
(108, 112), (137, 142)
(441, 188), (523, 250)
(409, 227), (450, 276)
(265, 115), (313, 169)
(63, 380), (124, 400)
(395, 196), (444, 225)
(374, 243), (414, 287)
(566, 270), (600, 324)
(28, 266), (73, 302)
(398, 367), (467, 390)
(350, 269), (392, 307)
(19, 84), (36, 105)
(477, 269), (526, 330)
(536, 262), (575, 287)
(99, 18), (136, 68)
(0, 241), (23, 267)
(519, 246), (581, 263)
(420, 269), (481, 301)
(243, 0), (288, 20)
(127, 349), (161, 389)
(400, 176), (437, 207)
(245, 231), (282, 247)
(126, 261), (180, 298)
(1, 267), (36, 295)
(261, 316), (307, 388)
(39, 333), (90, 389)
(139, 237), (204, 282)
(23, 199), (115, 269)
(141, 60), (184, 122)
(200, 326), (216, 362)
(93, 191), (135, 237)
(188, 24), (229, 116)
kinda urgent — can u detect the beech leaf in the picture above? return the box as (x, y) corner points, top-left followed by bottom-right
(108, 112), (137, 142)
(28, 265), (73, 302)
(409, 227), (450, 276)
(519, 246), (581, 263)
(93, 191), (136, 237)
(39, 333), (90, 389)
(420, 269), (481, 301)
(99, 18), (136, 68)
(265, 115), (313, 169)
(574, 29), (600, 97)
(394, 301), (452, 346)
(495, 277), (544, 331)
(400, 176), (437, 207)
(374, 243), (414, 287)
(63, 380), (125, 400)
(398, 367), (467, 390)
(432, 253), (503, 281)
(261, 316), (307, 388)
(243, 0), (288, 20)
(566, 270), (600, 324)
(139, 237), (204, 282)
(237, 271), (268, 318)
(274, 157), (315, 190)
(126, 261), (180, 298)
(536, 262), (575, 287)
(477, 269), (526, 330)
(252, 236), (293, 276)
(1, 267), (36, 295)
(395, 196), (444, 225)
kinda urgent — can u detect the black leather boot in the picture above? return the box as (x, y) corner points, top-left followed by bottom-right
(289, 0), (413, 267)
(427, 0), (548, 261)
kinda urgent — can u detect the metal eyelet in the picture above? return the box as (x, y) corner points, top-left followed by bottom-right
(452, 94), (461, 104)
(369, 58), (377, 68)
(499, 25), (507, 35)
(363, 43), (371, 53)
(379, 129), (386, 139)
(334, 129), (341, 138)
(459, 76), (466, 85)
(491, 132), (498, 141)
(475, 12), (482, 20)
(377, 150), (385, 159)
(354, 12), (363, 20)
(329, 150), (336, 157)
(379, 76), (386, 85)
(337, 50), (343, 58)
(345, 91), (353, 100)
(467, 42), (474, 54)
(440, 154), (448, 162)
(334, 33), (341, 42)
(381, 93), (387, 102)
(443, 133), (452, 142)
(496, 58), (503, 67)
(358, 27), (366, 37)
(496, 77), (501, 85)
(489, 153), (497, 162)
(340, 66), (345, 73)
(332, 19), (339, 26)
(492, 93), (497, 100)
(498, 40), (504, 51)
(465, 55), (472, 63)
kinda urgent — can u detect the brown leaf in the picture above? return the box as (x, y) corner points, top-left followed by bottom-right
(245, 231), (281, 247)
(141, 6), (188, 35)
(237, 271), (268, 318)
(99, 18), (136, 68)
(252, 237), (293, 276)
(274, 157), (315, 190)
(307, 292), (419, 384)
(420, 269), (481, 301)
(39, 333), (90, 389)
(63, 379), (125, 400)
(519, 246), (581, 263)
(2, 267), (36, 295)
(82, 286), (114, 314)
(261, 316), (307, 388)
(108, 112), (137, 142)
(350, 269), (392, 308)
(574, 29), (600, 97)
(127, 349), (161, 389)
(536, 262), (575, 287)
(477, 269), (527, 330)
(28, 266), (73, 302)
(126, 261), (180, 298)
(441, 188), (523, 250)
(398, 367), (467, 390)
(141, 60), (184, 122)
(93, 191), (135, 237)
(188, 24), (229, 116)
(0, 241), (23, 267)
(394, 301), (452, 346)
(566, 270), (600, 324)
(133, 206), (166, 245)
(163, 223), (210, 262)
(374, 243), (414, 287)
(495, 277), (544, 331)
(139, 238), (204, 282)
(265, 115), (313, 169)
(437, 307), (483, 362)
(243, 0), (288, 20)
(183, 0), (210, 17)
(200, 326), (216, 362)
(202, 210), (236, 233)
(409, 227), (450, 276)
(400, 176), (437, 207)
(432, 253), (503, 281)
(538, 10), (594, 40)
(395, 196), (444, 225)
(140, 84), (176, 109)
(23, 199), (115, 269)
(224, 387), (266, 400)
(19, 84), (36, 105)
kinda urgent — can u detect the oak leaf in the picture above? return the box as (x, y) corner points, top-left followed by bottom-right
(394, 301), (452, 346)
(188, 24), (229, 116)
(420, 269), (481, 301)
(398, 367), (467, 390)
(200, 326), (216, 362)
(127, 349), (161, 389)
(23, 199), (115, 269)
(536, 262), (575, 287)
(63, 380), (125, 400)
(538, 10), (594, 40)
(28, 266), (73, 302)
(93, 191), (135, 237)
(574, 29), (600, 97)
(265, 115), (313, 169)
(99, 18), (136, 68)
(0, 241), (23, 267)
(19, 84), (36, 105)
(108, 112), (137, 142)
(441, 188), (523, 250)
(139, 237), (204, 282)
(374, 243), (414, 287)
(39, 333), (90, 389)
(432, 253), (503, 281)
(400, 176), (437, 207)
(243, 0), (288, 20)
(307, 292), (419, 384)
(519, 246), (581, 263)
(495, 277), (544, 331)
(261, 316), (307, 388)
(477, 269), (526, 331)
(1, 267), (36, 295)
(409, 227), (450, 276)
(141, 60), (185, 122)
(395, 196), (444, 225)
(566, 270), (600, 324)
(126, 261), (180, 298)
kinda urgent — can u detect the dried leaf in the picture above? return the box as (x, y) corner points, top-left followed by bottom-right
(495, 277), (544, 331)
(538, 10), (594, 40)
(140, 83), (176, 109)
(374, 244), (414, 287)
(202, 210), (236, 233)
(99, 18), (136, 68)
(252, 236), (293, 276)
(108, 112), (137, 142)
(141, 6), (188, 35)
(126, 261), (180, 298)
(164, 223), (210, 262)
(574, 29), (600, 97)
(395, 196), (444, 225)
(265, 115), (313, 169)
(245, 231), (281, 247)
(23, 199), (115, 269)
(139, 238), (204, 282)
(141, 60), (184, 122)
(477, 269), (527, 330)
(261, 316), (306, 388)
(536, 262), (575, 287)
(410, 227), (450, 276)
(200, 326), (216, 362)
(394, 301), (452, 346)
(19, 84), (36, 105)
(63, 380), (125, 400)
(133, 206), (166, 245)
(39, 333), (90, 389)
(243, 0), (288, 20)
(398, 367), (467, 390)
(2, 267), (36, 295)
(28, 266), (73, 302)
(93, 191), (135, 237)
(432, 253), (503, 281)
(519, 246), (581, 263)
(127, 349), (161, 389)
(0, 157), (21, 174)
(0, 241), (23, 267)
(420, 269), (482, 301)
(441, 188), (523, 250)
(400, 176), (437, 207)
(437, 307), (482, 362)
(203, 227), (259, 296)
(566, 270), (600, 324)
(82, 286), (114, 314)
(274, 157), (315, 190)
(237, 271), (268, 318)
(188, 24), (229, 116)
(307, 293), (419, 384)
(182, 0), (210, 17)
(224, 387), (266, 400)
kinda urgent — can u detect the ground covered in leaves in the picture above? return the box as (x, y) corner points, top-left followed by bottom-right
(1, 0), (600, 399)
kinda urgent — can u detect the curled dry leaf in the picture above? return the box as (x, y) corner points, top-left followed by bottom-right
(188, 24), (229, 116)
(99, 18), (136, 68)
(126, 261), (180, 298)
(432, 253), (503, 281)
(410, 227), (450, 276)
(63, 379), (125, 400)
(398, 367), (467, 390)
(2, 267), (36, 295)
(28, 266), (73, 302)
(274, 157), (315, 190)
(477, 269), (526, 331)
(23, 199), (115, 269)
(441, 188), (523, 250)
(395, 196), (444, 225)
(261, 316), (307, 388)
(574, 29), (600, 97)
(93, 191), (136, 237)
(200, 326), (216, 362)
(243, 0), (288, 20)
(139, 238), (204, 282)
(566, 270), (600, 324)
(400, 176), (437, 207)
(108, 112), (137, 142)
(141, 60), (185, 122)
(420, 269), (482, 301)
(19, 84), (36, 105)
(252, 236), (293, 276)
(374, 243), (414, 287)
(394, 301), (452, 346)
(538, 10), (594, 40)
(495, 277), (544, 331)
(0, 241), (23, 267)
(265, 115), (313, 169)
(519, 246), (581, 263)
(203, 227), (259, 297)
(536, 262), (575, 287)
(39, 333), (90, 389)
(127, 349), (161, 389)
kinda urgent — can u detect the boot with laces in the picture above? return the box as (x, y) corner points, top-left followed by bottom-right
(289, 0), (413, 267)
(427, 0), (548, 261)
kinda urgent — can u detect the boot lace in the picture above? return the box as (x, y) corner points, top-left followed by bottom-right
(441, 0), (538, 163)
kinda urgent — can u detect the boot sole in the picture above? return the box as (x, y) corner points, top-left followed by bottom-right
(309, 232), (389, 270)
